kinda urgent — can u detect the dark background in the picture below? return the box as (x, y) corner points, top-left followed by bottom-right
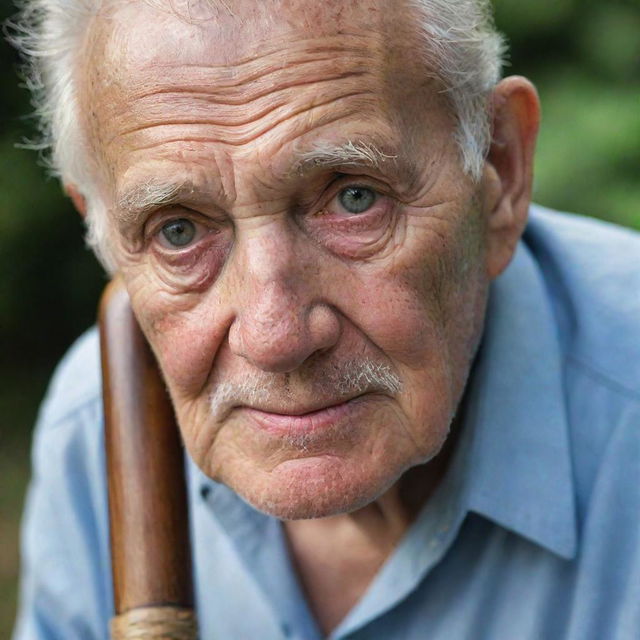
(1, 0), (639, 633)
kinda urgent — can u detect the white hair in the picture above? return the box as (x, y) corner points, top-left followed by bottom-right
(295, 140), (398, 173)
(411, 0), (505, 178)
(8, 0), (505, 270)
(7, 0), (113, 267)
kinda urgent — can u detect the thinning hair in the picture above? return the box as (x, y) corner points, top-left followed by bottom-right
(7, 0), (505, 271)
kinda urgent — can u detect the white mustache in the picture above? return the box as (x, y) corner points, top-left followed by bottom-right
(209, 359), (402, 418)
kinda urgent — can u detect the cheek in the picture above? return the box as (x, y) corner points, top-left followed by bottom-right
(342, 233), (484, 437)
(344, 259), (447, 371)
(157, 322), (215, 391)
(126, 282), (229, 396)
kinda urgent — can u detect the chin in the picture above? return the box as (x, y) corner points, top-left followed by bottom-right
(221, 453), (407, 520)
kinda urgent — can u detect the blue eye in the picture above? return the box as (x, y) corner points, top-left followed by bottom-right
(338, 187), (377, 214)
(161, 218), (196, 247)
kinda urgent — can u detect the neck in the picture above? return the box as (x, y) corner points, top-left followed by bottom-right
(283, 416), (462, 634)
(286, 426), (458, 546)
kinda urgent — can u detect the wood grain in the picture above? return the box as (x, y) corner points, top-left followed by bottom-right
(99, 279), (194, 617)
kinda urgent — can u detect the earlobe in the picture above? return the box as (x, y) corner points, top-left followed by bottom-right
(65, 183), (88, 218)
(483, 76), (540, 279)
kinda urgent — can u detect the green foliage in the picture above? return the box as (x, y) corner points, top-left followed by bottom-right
(493, 0), (640, 229)
(0, 140), (105, 365)
(0, 8), (105, 374)
(534, 73), (640, 228)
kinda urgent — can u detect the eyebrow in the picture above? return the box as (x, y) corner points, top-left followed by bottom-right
(291, 140), (398, 175)
(116, 180), (196, 229)
(115, 140), (404, 229)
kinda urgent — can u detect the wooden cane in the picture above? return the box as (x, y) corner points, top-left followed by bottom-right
(99, 279), (198, 639)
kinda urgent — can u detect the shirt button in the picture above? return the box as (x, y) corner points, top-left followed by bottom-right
(281, 622), (292, 638)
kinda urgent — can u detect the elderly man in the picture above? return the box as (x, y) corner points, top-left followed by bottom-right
(12, 0), (640, 638)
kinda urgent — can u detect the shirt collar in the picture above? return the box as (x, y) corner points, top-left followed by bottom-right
(462, 238), (578, 560)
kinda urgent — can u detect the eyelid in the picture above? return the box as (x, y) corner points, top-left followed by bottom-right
(145, 205), (220, 235)
(318, 177), (390, 216)
(330, 173), (390, 193)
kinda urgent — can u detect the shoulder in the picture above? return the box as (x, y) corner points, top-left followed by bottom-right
(30, 325), (107, 549)
(525, 205), (640, 400)
(29, 326), (106, 519)
(37, 327), (103, 429)
(14, 328), (112, 639)
(524, 206), (640, 527)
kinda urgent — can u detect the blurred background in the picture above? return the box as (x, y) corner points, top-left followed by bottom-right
(0, 0), (638, 634)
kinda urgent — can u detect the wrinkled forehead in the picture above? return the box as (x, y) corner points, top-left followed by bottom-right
(80, 0), (447, 189)
(95, 0), (425, 74)
(84, 0), (428, 103)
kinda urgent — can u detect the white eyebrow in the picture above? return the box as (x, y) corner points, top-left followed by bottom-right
(116, 179), (195, 226)
(293, 140), (398, 174)
(115, 142), (399, 228)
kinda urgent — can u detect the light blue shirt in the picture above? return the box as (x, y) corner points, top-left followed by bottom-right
(13, 206), (640, 639)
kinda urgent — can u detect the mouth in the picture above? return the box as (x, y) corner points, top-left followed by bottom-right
(237, 395), (369, 436)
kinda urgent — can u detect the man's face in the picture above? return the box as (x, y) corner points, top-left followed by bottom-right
(83, 0), (493, 519)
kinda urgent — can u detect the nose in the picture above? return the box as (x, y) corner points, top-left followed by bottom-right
(227, 226), (341, 373)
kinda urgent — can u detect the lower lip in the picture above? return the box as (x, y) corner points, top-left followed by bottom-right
(240, 398), (362, 436)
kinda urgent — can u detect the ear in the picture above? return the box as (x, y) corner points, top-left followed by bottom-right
(481, 76), (540, 279)
(65, 183), (88, 218)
